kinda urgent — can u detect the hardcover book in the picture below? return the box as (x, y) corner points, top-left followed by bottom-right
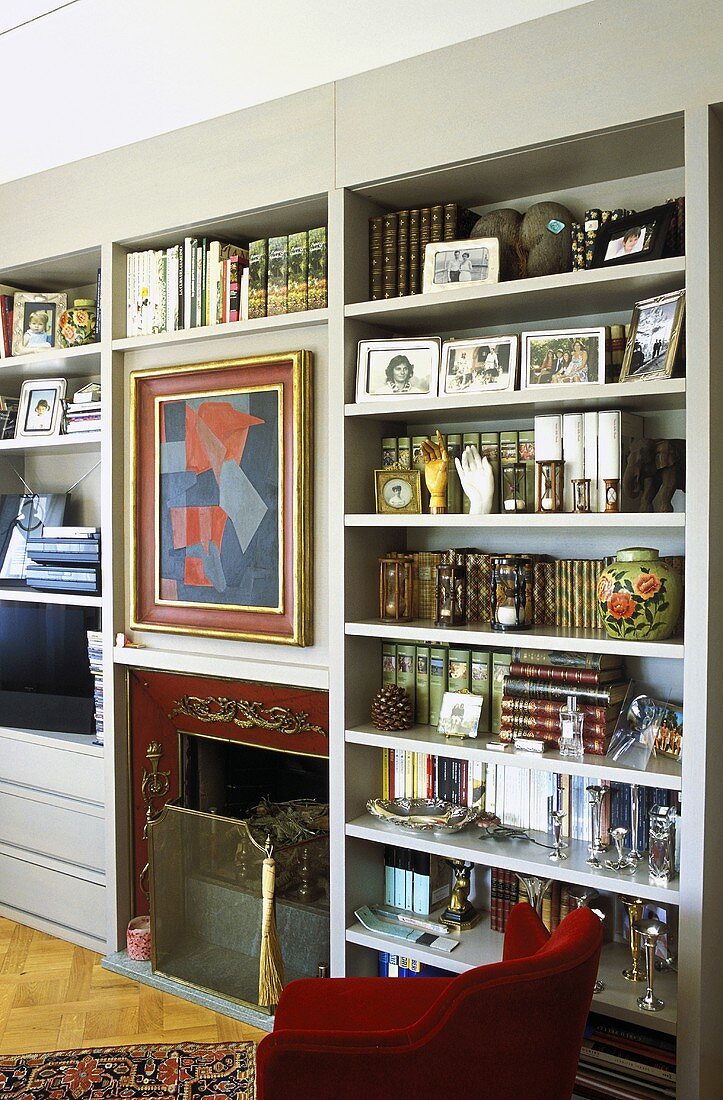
(287, 231), (309, 313)
(369, 215), (383, 300)
(415, 645), (431, 725)
(248, 239), (268, 319)
(382, 213), (398, 299)
(429, 645), (449, 728)
(397, 210), (410, 297)
(396, 643), (416, 719)
(267, 235), (289, 316)
(307, 226), (327, 309)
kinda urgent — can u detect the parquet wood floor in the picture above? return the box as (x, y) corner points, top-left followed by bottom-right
(0, 917), (266, 1054)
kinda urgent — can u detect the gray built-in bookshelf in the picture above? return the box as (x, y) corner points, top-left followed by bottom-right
(0, 1), (720, 1094)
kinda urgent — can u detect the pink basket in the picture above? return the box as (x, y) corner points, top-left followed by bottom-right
(126, 915), (151, 961)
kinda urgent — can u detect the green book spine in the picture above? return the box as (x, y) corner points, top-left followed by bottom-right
(287, 230), (308, 313)
(382, 642), (397, 686)
(267, 235), (288, 316)
(248, 239), (268, 319)
(491, 652), (512, 735)
(479, 431), (500, 512)
(471, 649), (491, 733)
(397, 436), (411, 469)
(415, 645), (431, 726)
(446, 434), (463, 513)
(461, 432), (480, 514)
(429, 646), (448, 728)
(519, 429), (536, 512)
(381, 437), (398, 467)
(382, 213), (398, 299)
(396, 643), (416, 719)
(448, 648), (471, 693)
(412, 435), (429, 509)
(499, 430), (519, 475)
(307, 227), (327, 309)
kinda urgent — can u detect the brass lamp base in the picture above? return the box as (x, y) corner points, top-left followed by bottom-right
(440, 906), (482, 931)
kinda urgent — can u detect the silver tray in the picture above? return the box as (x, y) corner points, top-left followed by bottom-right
(366, 797), (479, 833)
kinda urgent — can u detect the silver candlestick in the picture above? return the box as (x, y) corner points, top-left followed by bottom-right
(629, 784), (644, 862)
(604, 826), (635, 872)
(649, 805), (677, 883)
(549, 810), (568, 861)
(586, 785), (608, 866)
(515, 873), (552, 915)
(567, 886), (605, 993)
(634, 917), (668, 1012)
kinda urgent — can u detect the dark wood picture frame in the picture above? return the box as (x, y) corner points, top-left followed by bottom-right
(590, 204), (674, 268)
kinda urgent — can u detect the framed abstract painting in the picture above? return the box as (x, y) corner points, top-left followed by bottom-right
(131, 351), (313, 645)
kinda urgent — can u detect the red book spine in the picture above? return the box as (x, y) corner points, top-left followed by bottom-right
(501, 698), (608, 722)
(509, 662), (612, 686)
(498, 724), (608, 754)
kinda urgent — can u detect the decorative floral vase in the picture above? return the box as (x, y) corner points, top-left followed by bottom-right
(126, 914), (151, 961)
(597, 548), (682, 641)
(57, 298), (97, 347)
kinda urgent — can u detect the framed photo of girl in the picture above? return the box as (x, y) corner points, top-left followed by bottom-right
(441, 335), (518, 395)
(355, 338), (441, 402)
(11, 292), (67, 357)
(590, 204), (674, 268)
(16, 378), (66, 438)
(521, 327), (606, 388)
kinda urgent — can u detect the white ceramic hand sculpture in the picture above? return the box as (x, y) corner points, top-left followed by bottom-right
(455, 444), (494, 515)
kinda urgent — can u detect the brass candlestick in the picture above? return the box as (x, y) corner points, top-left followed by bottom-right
(620, 896), (646, 981)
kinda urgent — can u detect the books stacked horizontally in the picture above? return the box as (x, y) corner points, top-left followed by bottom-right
(0, 394), (19, 439)
(87, 629), (104, 746)
(499, 650), (626, 754)
(64, 382), (101, 434)
(248, 229), (327, 318)
(25, 526), (100, 594)
(577, 1012), (676, 1098)
(369, 202), (478, 300)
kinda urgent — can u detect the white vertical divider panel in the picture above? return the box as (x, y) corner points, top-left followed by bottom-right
(677, 104), (723, 1099)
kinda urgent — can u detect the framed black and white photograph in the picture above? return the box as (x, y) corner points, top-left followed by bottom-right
(441, 335), (518, 394)
(16, 378), (66, 438)
(521, 327), (606, 388)
(355, 338), (441, 402)
(437, 691), (483, 739)
(374, 468), (422, 515)
(422, 237), (500, 293)
(620, 290), (685, 382)
(590, 205), (673, 268)
(11, 292), (67, 356)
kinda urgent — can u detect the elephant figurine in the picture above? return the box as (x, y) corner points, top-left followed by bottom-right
(622, 437), (686, 512)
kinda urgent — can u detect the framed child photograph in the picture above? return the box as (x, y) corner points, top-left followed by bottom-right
(620, 290), (685, 381)
(521, 327), (606, 388)
(441, 335), (518, 394)
(437, 691), (483, 739)
(16, 378), (66, 437)
(590, 204), (673, 268)
(355, 338), (441, 402)
(422, 237), (500, 293)
(374, 468), (422, 515)
(11, 292), (67, 356)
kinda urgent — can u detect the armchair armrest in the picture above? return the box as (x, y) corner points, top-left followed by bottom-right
(502, 901), (550, 961)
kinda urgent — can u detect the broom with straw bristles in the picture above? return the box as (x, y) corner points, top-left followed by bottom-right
(237, 821), (284, 1007)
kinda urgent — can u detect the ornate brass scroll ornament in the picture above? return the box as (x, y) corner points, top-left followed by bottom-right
(168, 695), (327, 739)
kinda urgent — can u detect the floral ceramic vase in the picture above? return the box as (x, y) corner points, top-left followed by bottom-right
(597, 547), (682, 641)
(58, 298), (97, 347)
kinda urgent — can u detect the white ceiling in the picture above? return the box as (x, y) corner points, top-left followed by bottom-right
(0, 0), (594, 185)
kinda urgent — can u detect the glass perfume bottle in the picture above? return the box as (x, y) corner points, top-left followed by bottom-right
(559, 695), (584, 758)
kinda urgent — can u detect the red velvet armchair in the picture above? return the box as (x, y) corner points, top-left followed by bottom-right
(256, 902), (602, 1100)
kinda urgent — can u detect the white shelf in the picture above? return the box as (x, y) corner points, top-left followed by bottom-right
(0, 344), (101, 385)
(345, 619), (684, 660)
(345, 257), (685, 332)
(113, 644), (329, 690)
(346, 814), (680, 904)
(345, 512), (685, 530)
(0, 432), (100, 456)
(0, 724), (103, 756)
(345, 723), (682, 791)
(345, 919), (676, 1034)
(345, 378), (686, 422)
(112, 308), (329, 351)
(0, 586), (101, 607)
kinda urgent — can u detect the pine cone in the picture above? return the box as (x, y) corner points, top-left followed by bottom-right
(371, 684), (413, 731)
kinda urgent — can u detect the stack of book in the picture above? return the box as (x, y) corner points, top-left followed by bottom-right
(578, 1012), (676, 1098)
(369, 202), (478, 300)
(25, 526), (101, 594)
(87, 629), (104, 746)
(383, 846), (451, 916)
(248, 228), (327, 318)
(489, 869), (520, 932)
(498, 651), (626, 754)
(64, 400), (101, 434)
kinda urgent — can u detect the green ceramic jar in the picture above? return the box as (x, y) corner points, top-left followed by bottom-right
(597, 547), (682, 641)
(58, 298), (97, 347)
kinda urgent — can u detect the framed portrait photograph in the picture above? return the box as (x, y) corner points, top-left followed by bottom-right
(620, 290), (685, 382)
(374, 468), (422, 515)
(11, 292), (67, 356)
(422, 237), (500, 294)
(355, 338), (441, 402)
(441, 335), (518, 395)
(521, 327), (606, 388)
(437, 691), (483, 739)
(590, 204), (674, 268)
(131, 351), (313, 645)
(16, 378), (66, 437)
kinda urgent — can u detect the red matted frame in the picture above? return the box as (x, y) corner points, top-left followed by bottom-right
(130, 351), (313, 645)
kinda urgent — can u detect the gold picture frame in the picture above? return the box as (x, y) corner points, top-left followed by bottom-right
(374, 467), (422, 515)
(620, 290), (685, 382)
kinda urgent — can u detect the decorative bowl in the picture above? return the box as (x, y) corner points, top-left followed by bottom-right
(366, 797), (479, 833)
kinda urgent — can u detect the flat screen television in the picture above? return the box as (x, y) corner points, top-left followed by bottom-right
(0, 602), (98, 735)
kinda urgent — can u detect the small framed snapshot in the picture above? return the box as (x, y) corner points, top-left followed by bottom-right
(620, 290), (685, 382)
(423, 237), (500, 294)
(374, 468), (422, 515)
(355, 338), (441, 402)
(11, 292), (67, 356)
(590, 204), (673, 268)
(437, 691), (483, 739)
(521, 327), (606, 388)
(441, 335), (518, 395)
(16, 378), (66, 438)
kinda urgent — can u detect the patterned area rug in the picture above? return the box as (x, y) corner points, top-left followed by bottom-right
(0, 1042), (255, 1099)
